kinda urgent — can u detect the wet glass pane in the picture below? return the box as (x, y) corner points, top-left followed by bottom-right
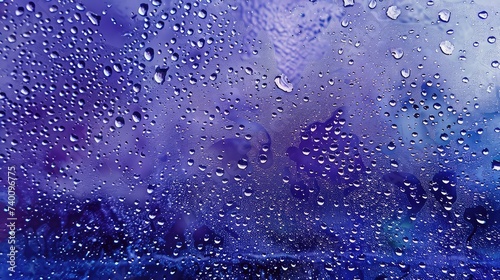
(1, 0), (499, 279)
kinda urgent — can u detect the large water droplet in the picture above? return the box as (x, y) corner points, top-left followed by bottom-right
(478, 11), (488, 19)
(154, 67), (168, 84)
(197, 9), (207, 19)
(132, 112), (142, 123)
(391, 48), (404, 60)
(115, 117), (125, 128)
(438, 9), (451, 22)
(386, 6), (401, 20)
(144, 47), (154, 61)
(138, 3), (149, 16)
(274, 74), (293, 93)
(86, 11), (101, 26)
(343, 0), (355, 7)
(439, 41), (454, 55)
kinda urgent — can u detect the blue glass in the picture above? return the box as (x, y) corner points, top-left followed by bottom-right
(0, 0), (499, 279)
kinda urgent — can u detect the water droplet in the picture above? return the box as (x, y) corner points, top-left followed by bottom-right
(115, 117), (125, 128)
(113, 64), (122, 73)
(133, 84), (142, 93)
(439, 41), (454, 55)
(7, 34), (16, 43)
(478, 11), (488, 19)
(196, 39), (205, 48)
(49, 5), (58, 13)
(138, 3), (149, 16)
(487, 36), (496, 44)
(215, 167), (224, 177)
(401, 68), (411, 78)
(132, 112), (142, 123)
(438, 9), (451, 22)
(86, 11), (101, 26)
(492, 160), (500, 171)
(368, 0), (377, 9)
(391, 48), (404, 59)
(144, 47), (154, 61)
(387, 142), (396, 151)
(154, 67), (168, 84)
(255, 153), (268, 166)
(274, 74), (293, 93)
(26, 2), (35, 12)
(197, 9), (207, 19)
(237, 159), (248, 170)
(103, 66), (113, 77)
(244, 187), (253, 197)
(395, 247), (403, 256)
(70, 134), (79, 142)
(343, 0), (355, 7)
(15, 7), (25, 16)
(386, 6), (401, 20)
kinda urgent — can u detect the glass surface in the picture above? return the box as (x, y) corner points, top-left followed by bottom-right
(0, 0), (499, 279)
